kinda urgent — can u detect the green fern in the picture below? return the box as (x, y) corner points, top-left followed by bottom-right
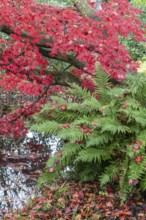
(32, 66), (146, 196)
(100, 164), (119, 186)
(94, 63), (111, 88)
(31, 120), (60, 135)
(62, 143), (83, 164)
(140, 174), (146, 191)
(86, 134), (113, 147)
(75, 147), (111, 163)
(58, 125), (87, 142)
(100, 117), (131, 134)
(68, 83), (91, 99)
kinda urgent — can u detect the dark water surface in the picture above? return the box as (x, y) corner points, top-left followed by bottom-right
(0, 132), (62, 218)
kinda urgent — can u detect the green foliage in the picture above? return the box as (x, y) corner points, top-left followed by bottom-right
(120, 36), (146, 62)
(120, 1), (146, 62)
(35, 0), (72, 7)
(131, 0), (146, 9)
(130, 0), (146, 26)
(32, 67), (146, 194)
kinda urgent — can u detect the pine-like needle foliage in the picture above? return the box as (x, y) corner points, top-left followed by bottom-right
(32, 67), (146, 194)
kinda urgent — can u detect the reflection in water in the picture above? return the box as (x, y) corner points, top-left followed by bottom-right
(0, 132), (63, 218)
(0, 167), (36, 217)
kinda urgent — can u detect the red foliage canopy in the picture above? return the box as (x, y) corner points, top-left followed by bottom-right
(0, 0), (145, 138)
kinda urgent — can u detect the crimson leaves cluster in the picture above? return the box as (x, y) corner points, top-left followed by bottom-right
(0, 0), (145, 138)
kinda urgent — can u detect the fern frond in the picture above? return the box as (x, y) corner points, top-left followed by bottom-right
(124, 108), (146, 127)
(81, 96), (101, 111)
(37, 172), (50, 185)
(33, 112), (48, 123)
(94, 64), (111, 88)
(67, 102), (96, 114)
(31, 121), (60, 135)
(140, 174), (146, 191)
(137, 129), (146, 143)
(58, 125), (87, 142)
(127, 73), (146, 96)
(62, 143), (83, 164)
(73, 116), (95, 126)
(96, 88), (111, 105)
(75, 147), (111, 163)
(40, 103), (52, 113)
(134, 115), (146, 127)
(46, 154), (59, 168)
(128, 157), (146, 180)
(100, 118), (131, 134)
(100, 163), (119, 186)
(86, 133), (113, 147)
(108, 87), (129, 98)
(51, 110), (80, 123)
(68, 83), (91, 99)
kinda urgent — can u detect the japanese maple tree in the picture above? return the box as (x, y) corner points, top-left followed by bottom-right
(0, 0), (145, 138)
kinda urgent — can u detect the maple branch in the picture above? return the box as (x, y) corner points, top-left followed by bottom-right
(0, 25), (86, 70)
(28, 84), (51, 109)
(0, 25), (13, 35)
(0, 23), (101, 72)
(50, 70), (81, 86)
(38, 47), (85, 70)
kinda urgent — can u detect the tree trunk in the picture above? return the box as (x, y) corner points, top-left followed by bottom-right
(72, 0), (102, 18)
(95, 0), (102, 10)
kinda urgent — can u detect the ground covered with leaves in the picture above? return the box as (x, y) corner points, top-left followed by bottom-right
(4, 181), (146, 220)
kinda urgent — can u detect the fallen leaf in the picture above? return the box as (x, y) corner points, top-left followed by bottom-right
(75, 214), (82, 220)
